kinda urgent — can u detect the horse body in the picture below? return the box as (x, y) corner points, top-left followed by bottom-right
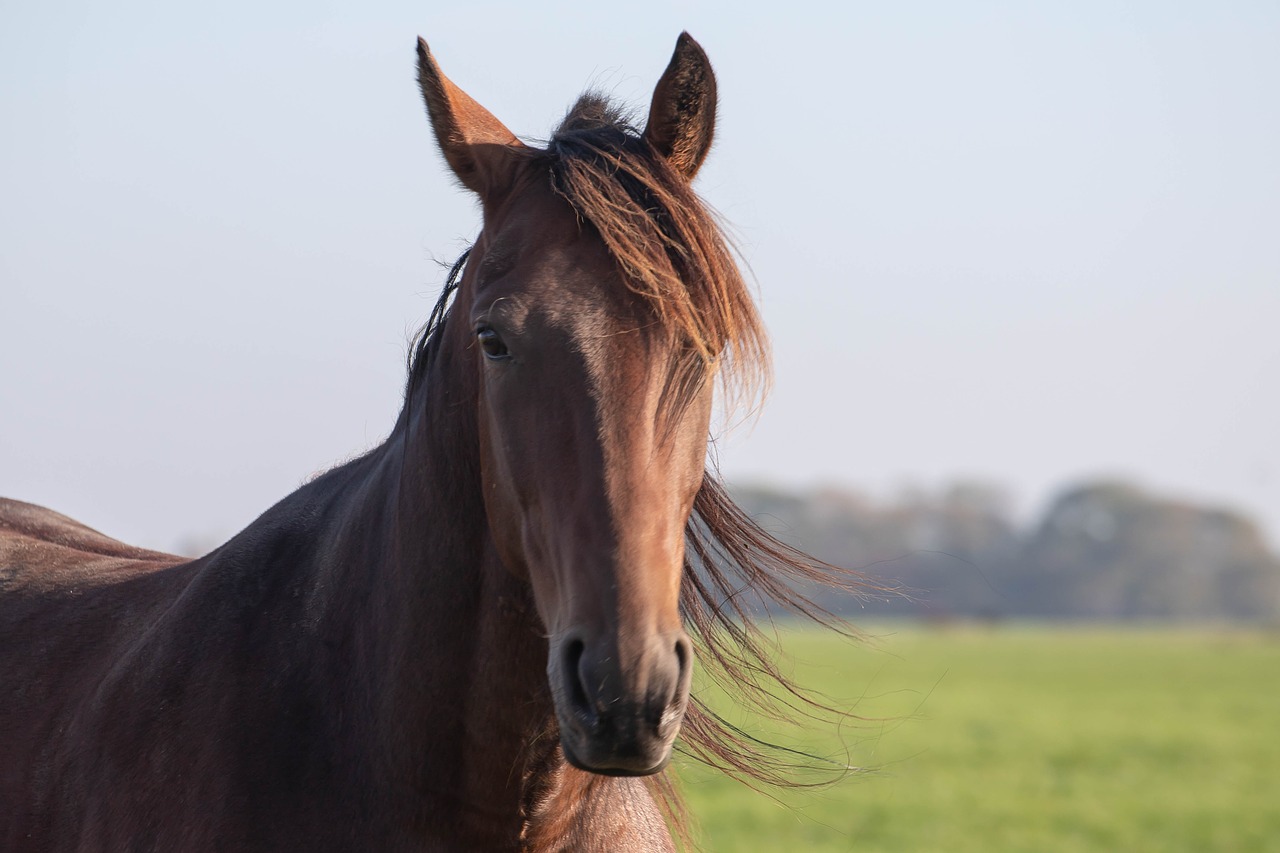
(0, 452), (475, 849)
(0, 32), (825, 851)
(2, 429), (664, 849)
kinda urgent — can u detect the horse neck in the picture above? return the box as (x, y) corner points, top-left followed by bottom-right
(299, 331), (552, 843)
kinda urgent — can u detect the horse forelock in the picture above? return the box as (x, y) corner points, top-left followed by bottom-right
(545, 94), (770, 414)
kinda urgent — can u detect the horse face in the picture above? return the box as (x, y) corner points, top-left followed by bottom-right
(417, 35), (720, 775)
(464, 184), (708, 774)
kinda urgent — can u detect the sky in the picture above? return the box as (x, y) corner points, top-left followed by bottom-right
(2, 1), (1278, 553)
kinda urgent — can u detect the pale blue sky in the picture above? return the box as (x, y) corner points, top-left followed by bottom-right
(3, 1), (1278, 550)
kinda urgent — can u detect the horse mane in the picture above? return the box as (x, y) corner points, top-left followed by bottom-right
(408, 93), (878, 813)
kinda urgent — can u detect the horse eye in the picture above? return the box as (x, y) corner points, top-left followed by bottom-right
(476, 327), (510, 360)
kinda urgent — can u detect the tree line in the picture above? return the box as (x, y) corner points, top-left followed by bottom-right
(731, 480), (1280, 622)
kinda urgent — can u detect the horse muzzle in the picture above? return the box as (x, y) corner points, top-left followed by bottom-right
(550, 629), (693, 776)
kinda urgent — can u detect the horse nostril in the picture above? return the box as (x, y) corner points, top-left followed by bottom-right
(648, 635), (693, 737)
(562, 637), (595, 726)
(674, 636), (691, 682)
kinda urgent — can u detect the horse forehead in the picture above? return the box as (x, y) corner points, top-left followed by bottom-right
(475, 183), (665, 353)
(479, 222), (639, 322)
(510, 229), (614, 294)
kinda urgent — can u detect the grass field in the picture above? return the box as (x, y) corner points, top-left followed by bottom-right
(673, 624), (1280, 852)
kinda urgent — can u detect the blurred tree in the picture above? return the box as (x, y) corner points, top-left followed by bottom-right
(730, 480), (1280, 622)
(1019, 482), (1280, 620)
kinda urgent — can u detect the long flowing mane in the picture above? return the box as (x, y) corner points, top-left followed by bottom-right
(411, 95), (879, 796)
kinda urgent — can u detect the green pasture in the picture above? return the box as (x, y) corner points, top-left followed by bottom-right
(674, 624), (1280, 852)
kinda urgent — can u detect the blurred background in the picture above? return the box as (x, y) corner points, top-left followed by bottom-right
(2, 2), (1278, 849)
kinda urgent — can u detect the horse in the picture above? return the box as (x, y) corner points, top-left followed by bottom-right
(0, 34), (863, 851)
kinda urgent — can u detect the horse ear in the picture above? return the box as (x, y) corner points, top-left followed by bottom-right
(643, 33), (717, 180)
(416, 38), (526, 197)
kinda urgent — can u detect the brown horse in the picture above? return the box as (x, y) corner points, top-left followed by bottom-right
(1, 34), (862, 851)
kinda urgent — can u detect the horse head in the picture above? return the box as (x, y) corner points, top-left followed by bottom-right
(415, 34), (749, 776)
